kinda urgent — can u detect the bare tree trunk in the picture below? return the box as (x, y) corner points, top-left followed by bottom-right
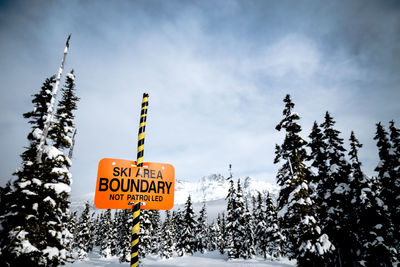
(68, 128), (77, 159)
(36, 34), (71, 163)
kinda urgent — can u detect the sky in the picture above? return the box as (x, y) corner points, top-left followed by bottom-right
(0, 0), (399, 196)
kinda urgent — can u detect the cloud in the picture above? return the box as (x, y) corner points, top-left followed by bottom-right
(0, 0), (399, 195)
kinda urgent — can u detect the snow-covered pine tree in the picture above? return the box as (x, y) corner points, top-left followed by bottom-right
(173, 209), (185, 256)
(264, 192), (283, 260)
(348, 131), (397, 265)
(150, 210), (161, 255)
(242, 197), (255, 259)
(207, 221), (219, 251)
(94, 212), (104, 247)
(388, 121), (400, 250)
(118, 209), (132, 263)
(75, 202), (91, 259)
(159, 210), (174, 259)
(49, 70), (79, 149)
(227, 179), (249, 259)
(307, 121), (328, 185)
(65, 211), (76, 260)
(285, 153), (335, 266)
(273, 94), (308, 255)
(196, 201), (209, 253)
(87, 212), (97, 253)
(225, 179), (237, 259)
(0, 76), (64, 266)
(38, 69), (79, 264)
(373, 122), (398, 261)
(109, 213), (118, 257)
(100, 210), (113, 258)
(254, 192), (267, 257)
(0, 180), (12, 231)
(181, 195), (197, 255)
(318, 111), (353, 265)
(306, 121), (327, 217)
(218, 213), (226, 254)
(139, 209), (152, 258)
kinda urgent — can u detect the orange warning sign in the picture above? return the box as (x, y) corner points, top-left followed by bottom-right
(95, 158), (175, 210)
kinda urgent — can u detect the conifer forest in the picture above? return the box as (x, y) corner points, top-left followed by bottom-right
(0, 51), (399, 265)
(1, 1), (400, 267)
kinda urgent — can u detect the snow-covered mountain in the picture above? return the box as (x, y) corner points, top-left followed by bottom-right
(70, 174), (279, 218)
(174, 174), (279, 205)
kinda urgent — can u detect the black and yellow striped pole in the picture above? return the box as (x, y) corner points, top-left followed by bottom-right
(131, 93), (149, 267)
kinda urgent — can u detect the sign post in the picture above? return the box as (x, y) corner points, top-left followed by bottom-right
(132, 93), (148, 267)
(95, 93), (175, 266)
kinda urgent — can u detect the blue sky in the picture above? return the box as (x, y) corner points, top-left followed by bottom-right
(0, 0), (399, 195)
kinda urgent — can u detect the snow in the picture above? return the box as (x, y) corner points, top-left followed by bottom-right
(172, 174), (278, 205)
(32, 178), (43, 185)
(18, 180), (31, 188)
(65, 135), (73, 146)
(44, 196), (56, 207)
(67, 72), (75, 80)
(277, 205), (287, 219)
(333, 183), (350, 195)
(44, 246), (60, 258)
(328, 164), (339, 175)
(32, 128), (43, 140)
(43, 145), (65, 160)
(65, 251), (295, 267)
(14, 230), (39, 254)
(21, 189), (37, 195)
(317, 234), (334, 255)
(20, 240), (39, 254)
(44, 182), (71, 194)
(32, 203), (38, 210)
(51, 167), (68, 175)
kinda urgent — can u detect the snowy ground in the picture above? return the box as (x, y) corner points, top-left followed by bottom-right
(65, 251), (295, 267)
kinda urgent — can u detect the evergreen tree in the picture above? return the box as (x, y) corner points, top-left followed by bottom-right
(388, 121), (400, 249)
(242, 198), (255, 259)
(150, 210), (161, 255)
(318, 111), (353, 265)
(196, 201), (209, 253)
(207, 221), (219, 251)
(173, 209), (185, 256)
(285, 153), (335, 266)
(0, 75), (79, 266)
(160, 210), (174, 259)
(349, 131), (397, 265)
(109, 214), (118, 256)
(99, 210), (113, 258)
(254, 192), (267, 257)
(75, 202), (91, 259)
(307, 121), (327, 183)
(264, 193), (283, 260)
(216, 213), (225, 254)
(94, 212), (104, 247)
(306, 121), (327, 218)
(225, 180), (236, 259)
(373, 122), (398, 263)
(87, 212), (97, 253)
(139, 209), (152, 258)
(49, 70), (79, 149)
(118, 209), (132, 263)
(37, 71), (79, 264)
(274, 94), (308, 255)
(65, 211), (76, 260)
(181, 195), (197, 255)
(0, 78), (55, 266)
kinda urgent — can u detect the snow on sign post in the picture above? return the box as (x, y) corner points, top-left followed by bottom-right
(95, 158), (175, 210)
